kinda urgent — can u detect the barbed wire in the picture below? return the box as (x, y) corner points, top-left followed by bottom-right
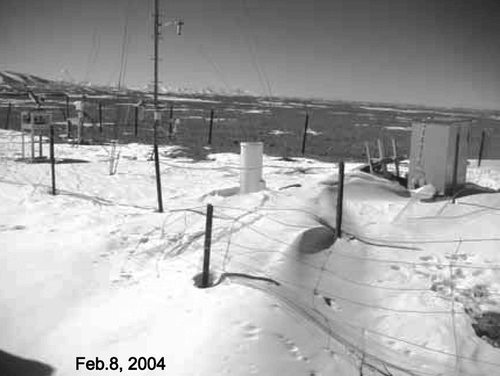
(230, 272), (489, 376)
(234, 271), (500, 375)
(2, 125), (500, 375)
(225, 240), (500, 300)
(328, 249), (500, 271)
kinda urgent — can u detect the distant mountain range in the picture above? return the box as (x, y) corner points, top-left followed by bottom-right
(0, 71), (115, 96)
(0, 71), (55, 90)
(1, 70), (497, 115)
(0, 70), (254, 98)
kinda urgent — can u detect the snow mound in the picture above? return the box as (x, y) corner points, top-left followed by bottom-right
(0, 129), (499, 375)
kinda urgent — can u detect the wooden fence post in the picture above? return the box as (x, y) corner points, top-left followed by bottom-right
(168, 103), (174, 137)
(114, 116), (119, 140)
(153, 111), (164, 213)
(66, 119), (72, 139)
(66, 96), (70, 120)
(39, 134), (43, 158)
(208, 108), (214, 145)
(134, 106), (139, 137)
(5, 102), (11, 129)
(50, 124), (56, 195)
(99, 103), (103, 133)
(451, 132), (460, 199)
(109, 141), (116, 175)
(364, 142), (373, 173)
(336, 161), (345, 238)
(301, 112), (309, 155)
(202, 204), (214, 288)
(377, 138), (385, 160)
(378, 138), (386, 172)
(478, 130), (486, 167)
(154, 142), (163, 212)
(391, 138), (400, 177)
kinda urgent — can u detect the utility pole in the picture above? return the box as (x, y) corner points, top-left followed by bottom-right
(153, 0), (163, 213)
(152, 0), (183, 213)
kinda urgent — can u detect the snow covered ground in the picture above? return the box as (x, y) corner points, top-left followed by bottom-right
(1, 129), (500, 375)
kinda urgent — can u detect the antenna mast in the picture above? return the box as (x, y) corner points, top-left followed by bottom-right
(153, 0), (163, 212)
(151, 0), (183, 213)
(153, 0), (159, 115)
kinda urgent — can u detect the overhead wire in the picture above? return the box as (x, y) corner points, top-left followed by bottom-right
(236, 0), (269, 98)
(118, 1), (133, 90)
(241, 0), (273, 99)
(83, 31), (102, 84)
(196, 43), (232, 93)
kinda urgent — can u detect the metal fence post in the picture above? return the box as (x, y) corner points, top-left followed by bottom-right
(202, 204), (214, 288)
(336, 161), (345, 238)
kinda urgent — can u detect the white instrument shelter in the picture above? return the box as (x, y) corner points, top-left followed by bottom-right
(21, 110), (52, 160)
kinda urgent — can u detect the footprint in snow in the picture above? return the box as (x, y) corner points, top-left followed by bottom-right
(276, 333), (309, 362)
(323, 296), (342, 312)
(419, 255), (433, 262)
(241, 322), (261, 340)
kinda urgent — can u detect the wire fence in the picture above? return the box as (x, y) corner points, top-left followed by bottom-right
(1, 120), (500, 376)
(186, 202), (500, 375)
(2, 98), (500, 163)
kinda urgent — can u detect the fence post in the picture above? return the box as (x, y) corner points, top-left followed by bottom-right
(478, 130), (486, 167)
(50, 124), (56, 195)
(208, 108), (214, 145)
(154, 142), (164, 213)
(109, 141), (116, 175)
(301, 112), (309, 155)
(114, 117), (119, 140)
(202, 204), (214, 288)
(99, 103), (103, 133)
(39, 134), (43, 158)
(451, 132), (460, 198)
(66, 119), (72, 139)
(364, 142), (373, 173)
(391, 138), (400, 177)
(377, 138), (386, 172)
(21, 131), (25, 159)
(5, 102), (11, 129)
(377, 138), (385, 160)
(336, 161), (345, 238)
(31, 128), (35, 159)
(66, 96), (70, 120)
(134, 105), (139, 137)
(168, 103), (174, 137)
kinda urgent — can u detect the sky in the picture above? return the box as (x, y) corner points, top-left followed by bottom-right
(1, 0), (500, 110)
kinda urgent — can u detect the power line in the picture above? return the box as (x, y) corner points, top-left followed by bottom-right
(236, 0), (269, 98)
(196, 43), (232, 93)
(118, 0), (135, 89)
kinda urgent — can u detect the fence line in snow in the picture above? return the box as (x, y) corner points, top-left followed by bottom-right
(3, 103), (500, 163)
(212, 215), (500, 375)
(160, 203), (500, 302)
(2, 134), (500, 373)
